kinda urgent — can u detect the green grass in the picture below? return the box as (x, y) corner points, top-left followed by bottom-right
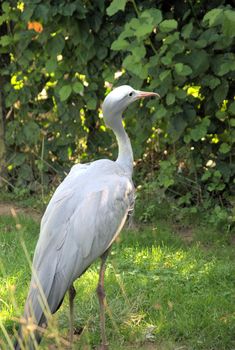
(0, 210), (235, 349)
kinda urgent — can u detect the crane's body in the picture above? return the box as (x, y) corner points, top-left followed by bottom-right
(15, 85), (159, 349)
(25, 159), (134, 326)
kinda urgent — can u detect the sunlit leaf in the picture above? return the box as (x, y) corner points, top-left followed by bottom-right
(203, 8), (223, 26)
(106, 0), (127, 16)
(111, 38), (129, 50)
(159, 19), (177, 33)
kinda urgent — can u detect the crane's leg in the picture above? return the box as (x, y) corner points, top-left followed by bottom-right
(69, 284), (76, 344)
(96, 249), (110, 350)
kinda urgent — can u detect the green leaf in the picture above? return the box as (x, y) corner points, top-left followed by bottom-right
(141, 9), (162, 25)
(166, 93), (175, 105)
(202, 74), (220, 90)
(106, 0), (127, 16)
(5, 90), (17, 108)
(21, 5), (35, 21)
(201, 170), (211, 181)
(175, 89), (187, 99)
(123, 55), (148, 79)
(159, 70), (171, 81)
(215, 110), (226, 121)
(118, 25), (133, 40)
(23, 121), (40, 145)
(2, 2), (10, 13)
(214, 82), (229, 105)
(158, 160), (176, 188)
(130, 45), (146, 60)
(14, 153), (26, 166)
(165, 32), (180, 45)
(223, 10), (235, 37)
(45, 58), (57, 73)
(195, 39), (207, 49)
(190, 117), (210, 141)
(161, 54), (172, 65)
(111, 38), (129, 51)
(86, 98), (97, 110)
(181, 22), (193, 39)
(219, 143), (231, 154)
(168, 114), (187, 141)
(219, 61), (235, 76)
(73, 81), (84, 95)
(0, 35), (12, 47)
(59, 85), (72, 101)
(175, 63), (192, 76)
(184, 104), (196, 122)
(155, 105), (167, 119)
(133, 9), (162, 38)
(50, 35), (65, 56)
(175, 63), (184, 74)
(178, 50), (209, 77)
(230, 119), (235, 127)
(228, 102), (235, 115)
(159, 19), (178, 33)
(0, 13), (8, 26)
(97, 46), (108, 60)
(135, 22), (154, 38)
(203, 8), (223, 27)
(36, 4), (49, 22)
(212, 54), (235, 77)
(62, 3), (77, 16)
(19, 164), (33, 180)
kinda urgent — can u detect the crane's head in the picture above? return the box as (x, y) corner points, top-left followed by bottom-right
(102, 85), (160, 129)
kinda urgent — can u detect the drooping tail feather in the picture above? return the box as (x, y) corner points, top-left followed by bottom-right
(14, 284), (49, 350)
(14, 256), (58, 349)
(14, 264), (69, 349)
(14, 326), (42, 350)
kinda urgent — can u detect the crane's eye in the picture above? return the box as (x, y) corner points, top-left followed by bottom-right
(129, 92), (133, 97)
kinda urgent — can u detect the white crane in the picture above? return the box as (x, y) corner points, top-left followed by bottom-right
(15, 85), (159, 350)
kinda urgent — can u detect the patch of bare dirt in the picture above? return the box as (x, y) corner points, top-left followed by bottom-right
(0, 202), (41, 222)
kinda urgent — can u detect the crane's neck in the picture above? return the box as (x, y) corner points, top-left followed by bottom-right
(112, 115), (133, 176)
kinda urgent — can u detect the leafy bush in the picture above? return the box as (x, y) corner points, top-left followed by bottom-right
(109, 1), (235, 208)
(0, 0), (234, 214)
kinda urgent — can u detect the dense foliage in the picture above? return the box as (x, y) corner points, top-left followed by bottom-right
(0, 1), (234, 219)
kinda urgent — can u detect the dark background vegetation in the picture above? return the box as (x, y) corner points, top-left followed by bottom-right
(0, 0), (234, 229)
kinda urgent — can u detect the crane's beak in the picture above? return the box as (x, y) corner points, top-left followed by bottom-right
(136, 91), (160, 100)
